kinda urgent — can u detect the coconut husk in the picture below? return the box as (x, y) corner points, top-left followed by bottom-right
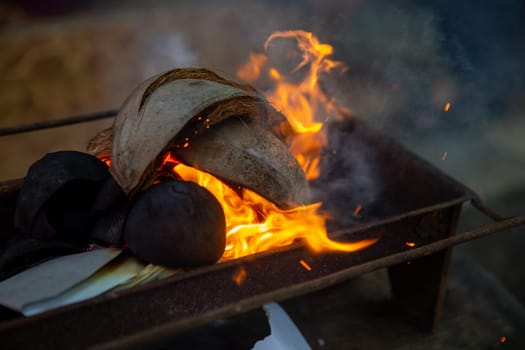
(87, 68), (293, 162)
(172, 117), (310, 208)
(112, 77), (263, 194)
(139, 67), (257, 109)
(88, 67), (307, 208)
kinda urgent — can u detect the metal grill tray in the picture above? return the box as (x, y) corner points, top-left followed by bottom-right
(0, 118), (522, 349)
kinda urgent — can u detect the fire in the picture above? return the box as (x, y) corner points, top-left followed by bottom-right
(96, 31), (377, 262)
(237, 30), (350, 179)
(166, 159), (376, 261)
(236, 53), (267, 82)
(161, 30), (376, 261)
(101, 156), (112, 167)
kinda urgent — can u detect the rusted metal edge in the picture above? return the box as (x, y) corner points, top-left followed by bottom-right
(329, 196), (471, 239)
(430, 204), (463, 332)
(140, 196), (475, 286)
(0, 196), (521, 348)
(0, 190), (472, 290)
(0, 196), (471, 329)
(0, 110), (117, 137)
(98, 214), (525, 350)
(470, 198), (508, 222)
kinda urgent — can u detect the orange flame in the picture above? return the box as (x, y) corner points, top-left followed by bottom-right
(236, 30), (350, 179)
(102, 31), (377, 262)
(168, 160), (377, 261)
(161, 31), (376, 261)
(267, 31), (348, 179)
(100, 156), (112, 167)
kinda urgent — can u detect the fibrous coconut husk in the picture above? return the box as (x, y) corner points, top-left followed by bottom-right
(172, 116), (310, 208)
(88, 67), (308, 208)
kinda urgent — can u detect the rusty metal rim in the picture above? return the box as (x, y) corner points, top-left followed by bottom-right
(0, 195), (471, 328)
(0, 181), (473, 289)
(0, 195), (515, 334)
(97, 214), (525, 350)
(133, 196), (474, 288)
(1, 110), (523, 348)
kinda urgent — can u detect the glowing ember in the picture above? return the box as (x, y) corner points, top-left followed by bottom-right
(500, 336), (507, 343)
(405, 241), (416, 248)
(232, 266), (248, 286)
(444, 102), (451, 112)
(101, 156), (112, 167)
(299, 260), (312, 271)
(353, 204), (363, 216)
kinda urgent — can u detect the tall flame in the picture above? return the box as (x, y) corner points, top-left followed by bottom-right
(164, 30), (377, 261)
(238, 30), (350, 179)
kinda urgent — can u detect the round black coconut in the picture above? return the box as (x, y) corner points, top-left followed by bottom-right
(124, 181), (226, 268)
(15, 151), (112, 242)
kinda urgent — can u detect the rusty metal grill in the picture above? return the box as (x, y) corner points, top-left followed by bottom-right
(0, 113), (523, 349)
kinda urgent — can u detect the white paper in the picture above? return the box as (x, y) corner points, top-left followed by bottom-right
(0, 248), (122, 312)
(253, 302), (311, 350)
(22, 254), (145, 316)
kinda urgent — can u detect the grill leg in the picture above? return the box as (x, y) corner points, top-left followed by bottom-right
(388, 248), (453, 331)
(387, 205), (462, 332)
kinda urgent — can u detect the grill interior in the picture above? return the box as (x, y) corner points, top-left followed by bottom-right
(0, 119), (479, 349)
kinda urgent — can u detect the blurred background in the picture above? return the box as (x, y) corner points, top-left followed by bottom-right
(0, 0), (523, 313)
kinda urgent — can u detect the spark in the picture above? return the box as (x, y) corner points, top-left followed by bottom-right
(444, 102), (451, 112)
(405, 241), (416, 247)
(300, 260), (312, 271)
(232, 266), (248, 286)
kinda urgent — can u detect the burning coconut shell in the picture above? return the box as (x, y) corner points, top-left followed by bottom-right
(88, 68), (310, 209)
